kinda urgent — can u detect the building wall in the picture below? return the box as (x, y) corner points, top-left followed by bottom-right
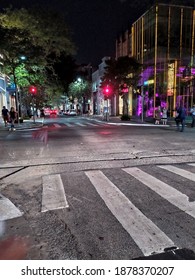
(116, 3), (195, 117)
(0, 73), (8, 118)
(92, 57), (113, 115)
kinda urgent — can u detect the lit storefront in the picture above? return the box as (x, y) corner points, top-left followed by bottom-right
(116, 3), (195, 117)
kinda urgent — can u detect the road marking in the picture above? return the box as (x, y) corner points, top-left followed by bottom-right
(65, 123), (73, 127)
(123, 167), (195, 219)
(0, 195), (23, 221)
(75, 122), (85, 126)
(158, 165), (195, 182)
(53, 123), (61, 128)
(41, 174), (69, 212)
(18, 128), (41, 131)
(85, 170), (175, 256)
(86, 122), (98, 126)
(107, 122), (169, 127)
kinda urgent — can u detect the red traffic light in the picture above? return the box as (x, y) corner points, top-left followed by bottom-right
(103, 85), (112, 99)
(29, 86), (37, 94)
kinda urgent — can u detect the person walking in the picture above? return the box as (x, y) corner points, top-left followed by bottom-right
(1, 106), (9, 127)
(175, 105), (186, 132)
(9, 107), (17, 131)
(161, 107), (168, 125)
(155, 106), (161, 124)
(40, 108), (45, 125)
(190, 104), (195, 128)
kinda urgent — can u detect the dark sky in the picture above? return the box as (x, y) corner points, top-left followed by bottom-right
(0, 0), (194, 65)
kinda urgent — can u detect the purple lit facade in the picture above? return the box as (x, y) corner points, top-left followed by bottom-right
(116, 3), (195, 117)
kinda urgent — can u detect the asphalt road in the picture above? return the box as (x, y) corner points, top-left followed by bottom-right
(0, 116), (195, 259)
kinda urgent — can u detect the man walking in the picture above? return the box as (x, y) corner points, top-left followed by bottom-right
(9, 107), (17, 131)
(1, 106), (9, 127)
(190, 104), (195, 128)
(176, 105), (186, 132)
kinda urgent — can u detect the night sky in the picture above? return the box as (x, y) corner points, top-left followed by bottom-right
(0, 0), (194, 65)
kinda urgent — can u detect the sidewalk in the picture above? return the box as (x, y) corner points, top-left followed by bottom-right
(0, 119), (43, 131)
(85, 114), (195, 128)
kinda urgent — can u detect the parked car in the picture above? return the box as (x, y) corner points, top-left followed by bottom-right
(69, 110), (77, 116)
(50, 109), (57, 116)
(63, 110), (70, 115)
(44, 108), (58, 116)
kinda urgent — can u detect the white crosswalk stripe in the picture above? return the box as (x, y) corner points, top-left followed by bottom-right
(53, 123), (61, 128)
(41, 174), (69, 212)
(2, 162), (195, 257)
(85, 122), (98, 126)
(65, 123), (73, 127)
(123, 167), (195, 219)
(0, 195), (23, 221)
(85, 170), (175, 256)
(48, 122), (111, 128)
(75, 122), (86, 126)
(158, 165), (195, 182)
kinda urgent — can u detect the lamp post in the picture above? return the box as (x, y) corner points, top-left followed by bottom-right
(18, 55), (26, 119)
(77, 78), (85, 114)
(12, 73), (20, 124)
(13, 55), (27, 123)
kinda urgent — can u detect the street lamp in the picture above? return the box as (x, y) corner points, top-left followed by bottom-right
(14, 55), (27, 123)
(77, 78), (85, 114)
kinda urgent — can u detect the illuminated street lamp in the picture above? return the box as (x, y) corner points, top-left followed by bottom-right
(14, 55), (27, 122)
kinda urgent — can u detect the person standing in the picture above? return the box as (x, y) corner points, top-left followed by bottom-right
(190, 104), (195, 128)
(1, 106), (9, 127)
(161, 107), (168, 125)
(9, 107), (17, 131)
(176, 105), (186, 132)
(40, 108), (45, 125)
(155, 106), (161, 124)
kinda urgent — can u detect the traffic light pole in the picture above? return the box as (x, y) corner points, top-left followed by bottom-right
(32, 96), (35, 123)
(15, 90), (20, 124)
(106, 98), (109, 121)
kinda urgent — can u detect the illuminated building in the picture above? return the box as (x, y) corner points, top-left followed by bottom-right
(92, 57), (115, 115)
(116, 3), (195, 117)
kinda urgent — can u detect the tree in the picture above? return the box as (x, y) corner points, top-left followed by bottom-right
(68, 79), (92, 113)
(0, 7), (76, 115)
(101, 56), (142, 116)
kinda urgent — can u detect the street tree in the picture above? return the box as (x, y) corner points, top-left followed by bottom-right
(101, 56), (142, 116)
(68, 79), (92, 113)
(0, 7), (75, 114)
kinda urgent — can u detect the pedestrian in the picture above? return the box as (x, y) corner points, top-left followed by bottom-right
(155, 106), (161, 124)
(1, 106), (9, 127)
(40, 109), (45, 125)
(37, 109), (40, 118)
(175, 105), (186, 132)
(9, 107), (17, 131)
(40, 109), (45, 118)
(161, 107), (168, 125)
(190, 104), (195, 128)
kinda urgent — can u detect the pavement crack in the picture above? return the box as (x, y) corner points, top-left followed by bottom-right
(0, 166), (28, 180)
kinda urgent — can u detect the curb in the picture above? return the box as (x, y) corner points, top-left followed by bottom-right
(0, 123), (42, 131)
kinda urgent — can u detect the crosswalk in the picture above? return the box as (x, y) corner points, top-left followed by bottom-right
(45, 121), (111, 128)
(1, 162), (195, 258)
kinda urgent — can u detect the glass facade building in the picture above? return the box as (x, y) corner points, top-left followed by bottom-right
(116, 3), (195, 117)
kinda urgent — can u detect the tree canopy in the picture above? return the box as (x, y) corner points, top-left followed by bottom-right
(101, 56), (142, 115)
(0, 7), (76, 110)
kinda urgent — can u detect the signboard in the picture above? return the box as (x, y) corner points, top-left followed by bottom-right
(167, 63), (174, 96)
